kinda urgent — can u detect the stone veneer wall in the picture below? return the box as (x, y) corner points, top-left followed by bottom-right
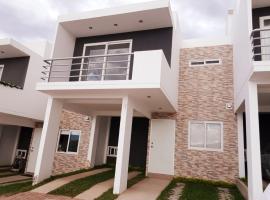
(152, 45), (238, 183)
(52, 110), (91, 175)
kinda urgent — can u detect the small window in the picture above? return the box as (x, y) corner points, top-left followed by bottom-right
(189, 59), (221, 67)
(57, 130), (80, 153)
(189, 121), (223, 151)
(0, 65), (4, 81)
(264, 19), (270, 27)
(205, 59), (221, 65)
(189, 60), (205, 66)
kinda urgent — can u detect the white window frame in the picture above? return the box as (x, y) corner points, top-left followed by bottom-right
(0, 65), (4, 81)
(56, 129), (81, 154)
(80, 39), (133, 81)
(188, 121), (223, 152)
(189, 59), (222, 67)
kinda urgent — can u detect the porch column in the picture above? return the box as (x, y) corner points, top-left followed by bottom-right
(33, 97), (63, 184)
(237, 113), (245, 178)
(113, 97), (133, 194)
(245, 82), (263, 200)
(87, 116), (100, 167)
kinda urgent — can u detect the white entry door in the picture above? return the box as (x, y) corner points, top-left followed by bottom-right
(148, 119), (175, 175)
(260, 16), (270, 60)
(25, 128), (42, 173)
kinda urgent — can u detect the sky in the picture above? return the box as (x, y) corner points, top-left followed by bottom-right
(0, 0), (235, 43)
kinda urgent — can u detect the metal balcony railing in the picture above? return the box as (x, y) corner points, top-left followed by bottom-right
(251, 28), (270, 61)
(41, 53), (133, 82)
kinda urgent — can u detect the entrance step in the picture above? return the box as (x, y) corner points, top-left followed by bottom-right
(31, 168), (111, 194)
(75, 171), (140, 200)
(117, 177), (171, 200)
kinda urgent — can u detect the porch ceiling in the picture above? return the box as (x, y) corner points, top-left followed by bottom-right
(59, 0), (173, 37)
(253, 0), (270, 8)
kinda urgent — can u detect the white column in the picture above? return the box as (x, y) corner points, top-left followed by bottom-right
(33, 97), (63, 184)
(245, 82), (263, 200)
(237, 113), (245, 178)
(87, 116), (100, 167)
(113, 97), (133, 194)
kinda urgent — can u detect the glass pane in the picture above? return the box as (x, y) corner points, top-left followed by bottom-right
(264, 19), (270, 27)
(105, 43), (130, 80)
(82, 45), (105, 81)
(58, 132), (69, 152)
(68, 132), (80, 153)
(206, 123), (222, 149)
(190, 122), (205, 148)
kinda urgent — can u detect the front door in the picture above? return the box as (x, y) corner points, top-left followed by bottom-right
(25, 128), (42, 173)
(148, 119), (175, 176)
(260, 16), (270, 60)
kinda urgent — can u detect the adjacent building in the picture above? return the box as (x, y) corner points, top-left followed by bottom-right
(0, 38), (49, 174)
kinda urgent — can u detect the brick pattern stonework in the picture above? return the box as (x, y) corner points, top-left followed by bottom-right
(151, 45), (238, 183)
(52, 110), (91, 175)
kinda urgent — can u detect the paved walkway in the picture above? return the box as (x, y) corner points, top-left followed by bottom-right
(0, 175), (31, 184)
(0, 192), (79, 200)
(168, 182), (185, 200)
(75, 171), (140, 200)
(31, 168), (111, 194)
(117, 177), (171, 200)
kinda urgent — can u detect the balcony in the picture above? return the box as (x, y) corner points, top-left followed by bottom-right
(251, 28), (270, 61)
(37, 50), (178, 113)
(42, 52), (133, 82)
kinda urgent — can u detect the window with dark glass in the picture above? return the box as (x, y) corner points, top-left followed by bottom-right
(57, 130), (80, 153)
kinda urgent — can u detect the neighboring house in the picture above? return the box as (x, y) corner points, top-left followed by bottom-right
(232, 0), (270, 199)
(0, 38), (49, 174)
(33, 0), (240, 196)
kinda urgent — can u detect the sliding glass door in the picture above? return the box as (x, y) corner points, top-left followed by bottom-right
(80, 40), (132, 81)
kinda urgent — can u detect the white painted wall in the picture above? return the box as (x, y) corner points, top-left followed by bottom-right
(50, 24), (76, 82)
(0, 41), (48, 122)
(148, 119), (175, 176)
(33, 98), (63, 184)
(232, 0), (254, 111)
(132, 50), (177, 109)
(0, 125), (20, 166)
(95, 117), (111, 166)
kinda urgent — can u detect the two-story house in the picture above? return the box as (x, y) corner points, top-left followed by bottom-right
(32, 0), (240, 196)
(233, 0), (270, 199)
(0, 38), (49, 175)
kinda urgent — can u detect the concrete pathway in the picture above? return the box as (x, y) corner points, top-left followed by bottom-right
(1, 192), (80, 200)
(168, 182), (185, 200)
(75, 171), (140, 200)
(218, 188), (232, 200)
(32, 168), (111, 194)
(0, 175), (31, 184)
(117, 177), (171, 200)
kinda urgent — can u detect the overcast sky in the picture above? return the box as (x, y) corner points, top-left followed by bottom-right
(0, 0), (235, 43)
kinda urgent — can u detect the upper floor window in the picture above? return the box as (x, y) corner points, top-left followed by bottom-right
(189, 59), (222, 67)
(80, 40), (132, 81)
(188, 121), (223, 151)
(57, 130), (81, 154)
(0, 65), (4, 81)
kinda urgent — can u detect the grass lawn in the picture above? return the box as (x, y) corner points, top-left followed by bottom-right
(50, 169), (115, 197)
(0, 166), (105, 197)
(0, 181), (33, 196)
(157, 178), (244, 200)
(96, 172), (145, 200)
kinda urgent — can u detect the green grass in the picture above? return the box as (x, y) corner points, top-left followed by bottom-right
(0, 166), (107, 197)
(0, 181), (32, 196)
(230, 187), (245, 200)
(181, 182), (219, 200)
(157, 177), (244, 200)
(50, 169), (115, 197)
(96, 172), (145, 200)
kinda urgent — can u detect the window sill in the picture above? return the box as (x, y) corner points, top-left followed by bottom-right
(188, 147), (223, 153)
